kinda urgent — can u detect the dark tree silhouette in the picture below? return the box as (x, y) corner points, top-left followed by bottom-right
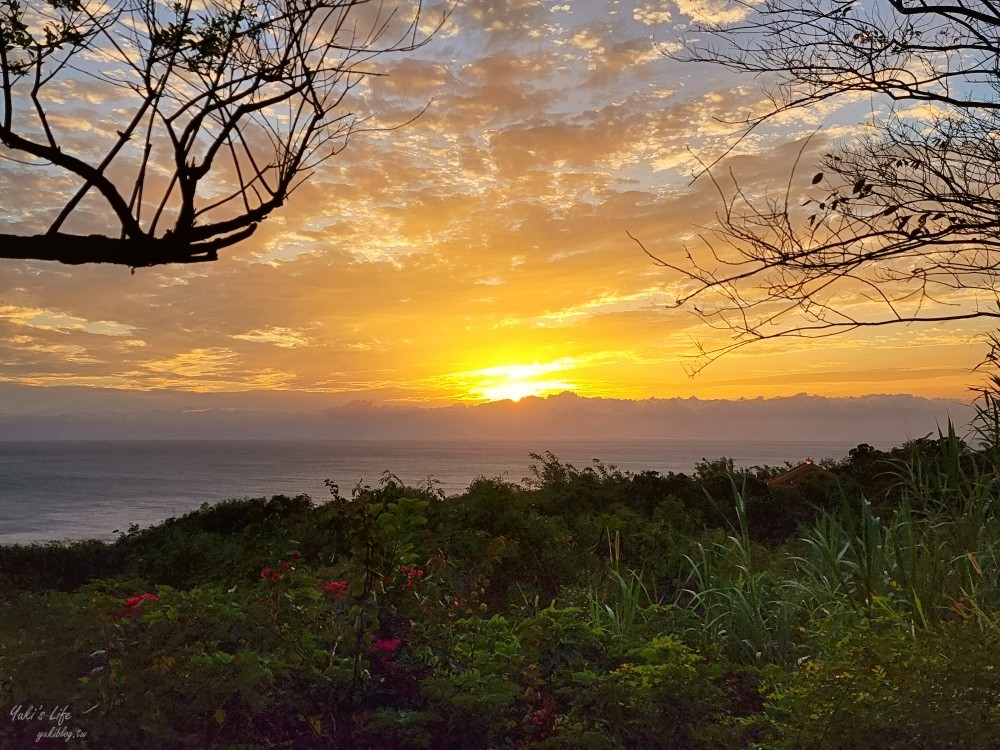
(0, 0), (444, 267)
(644, 0), (1000, 369)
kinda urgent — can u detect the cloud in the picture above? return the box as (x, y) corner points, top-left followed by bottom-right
(634, 2), (672, 26)
(142, 348), (239, 378)
(0, 386), (973, 444)
(456, 0), (551, 42)
(673, 0), (760, 24)
(0, 305), (135, 336)
(0, 0), (989, 411)
(232, 327), (312, 348)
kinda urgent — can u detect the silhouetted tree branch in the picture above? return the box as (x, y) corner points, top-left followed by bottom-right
(0, 0), (446, 267)
(655, 0), (1000, 371)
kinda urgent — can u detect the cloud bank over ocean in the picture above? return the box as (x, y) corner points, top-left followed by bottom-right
(0, 385), (973, 444)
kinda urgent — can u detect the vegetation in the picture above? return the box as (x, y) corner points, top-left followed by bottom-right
(4, 434), (1000, 748)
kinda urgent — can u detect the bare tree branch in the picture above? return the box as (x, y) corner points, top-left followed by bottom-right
(0, 0), (449, 267)
(652, 0), (1000, 372)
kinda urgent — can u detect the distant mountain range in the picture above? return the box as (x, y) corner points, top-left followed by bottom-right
(0, 384), (976, 444)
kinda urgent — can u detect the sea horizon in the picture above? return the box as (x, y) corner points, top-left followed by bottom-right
(0, 436), (877, 546)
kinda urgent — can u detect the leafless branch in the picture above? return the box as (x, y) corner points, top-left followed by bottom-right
(0, 0), (450, 267)
(651, 0), (1000, 372)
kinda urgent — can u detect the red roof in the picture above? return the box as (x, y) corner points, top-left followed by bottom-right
(766, 459), (837, 487)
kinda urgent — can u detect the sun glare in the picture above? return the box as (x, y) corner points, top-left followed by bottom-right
(476, 378), (574, 402)
(466, 361), (577, 402)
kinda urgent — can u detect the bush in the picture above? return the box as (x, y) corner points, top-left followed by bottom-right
(753, 612), (1000, 748)
(6, 443), (1000, 748)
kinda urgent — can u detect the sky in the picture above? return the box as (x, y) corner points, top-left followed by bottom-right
(0, 0), (992, 425)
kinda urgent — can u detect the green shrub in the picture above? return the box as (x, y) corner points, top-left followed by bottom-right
(0, 539), (122, 593)
(752, 612), (1000, 748)
(543, 634), (725, 749)
(6, 445), (1000, 749)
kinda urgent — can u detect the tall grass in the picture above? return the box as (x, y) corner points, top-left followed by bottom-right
(681, 427), (1000, 664)
(583, 528), (657, 638)
(801, 450), (1000, 625)
(682, 487), (801, 666)
(586, 566), (653, 638)
(792, 497), (941, 629)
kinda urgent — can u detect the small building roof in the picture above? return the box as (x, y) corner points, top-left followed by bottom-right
(766, 459), (837, 487)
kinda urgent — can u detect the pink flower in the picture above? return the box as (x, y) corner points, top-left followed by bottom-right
(371, 638), (401, 653)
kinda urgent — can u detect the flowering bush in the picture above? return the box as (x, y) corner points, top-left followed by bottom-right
(123, 592), (157, 611)
(6, 445), (1000, 748)
(371, 637), (402, 653)
(320, 579), (349, 596)
(112, 591), (160, 619)
(399, 564), (424, 589)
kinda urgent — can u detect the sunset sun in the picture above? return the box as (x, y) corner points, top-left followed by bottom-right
(466, 362), (577, 402)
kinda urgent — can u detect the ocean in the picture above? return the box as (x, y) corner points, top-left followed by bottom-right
(0, 438), (872, 545)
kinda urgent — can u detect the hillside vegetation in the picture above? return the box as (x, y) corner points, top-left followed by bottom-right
(3, 429), (1000, 748)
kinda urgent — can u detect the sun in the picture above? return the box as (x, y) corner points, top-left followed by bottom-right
(465, 361), (577, 402)
(476, 378), (573, 402)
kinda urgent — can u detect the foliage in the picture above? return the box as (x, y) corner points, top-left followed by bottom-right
(752, 612), (1000, 749)
(681, 493), (802, 666)
(4, 443), (1000, 747)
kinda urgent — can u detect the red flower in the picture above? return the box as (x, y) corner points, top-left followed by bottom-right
(321, 580), (349, 596)
(291, 550), (301, 559)
(118, 592), (158, 617)
(260, 566), (272, 579)
(125, 593), (158, 608)
(371, 637), (401, 653)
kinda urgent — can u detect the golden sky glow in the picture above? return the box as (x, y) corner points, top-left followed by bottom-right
(459, 361), (579, 402)
(0, 0), (991, 406)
